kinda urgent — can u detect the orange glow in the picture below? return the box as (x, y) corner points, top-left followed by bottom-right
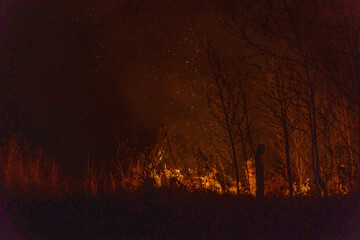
(0, 138), (351, 197)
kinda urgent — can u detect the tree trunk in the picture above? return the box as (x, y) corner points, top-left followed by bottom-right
(355, 56), (360, 189)
(284, 125), (293, 197)
(308, 103), (320, 196)
(240, 128), (250, 194)
(358, 97), (360, 187)
(229, 129), (240, 195)
(350, 35), (360, 189)
(310, 89), (328, 196)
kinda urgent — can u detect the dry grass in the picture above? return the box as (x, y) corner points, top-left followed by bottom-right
(0, 137), (349, 198)
(0, 137), (60, 195)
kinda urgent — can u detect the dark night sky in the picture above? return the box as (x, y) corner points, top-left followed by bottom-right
(0, 0), (217, 175)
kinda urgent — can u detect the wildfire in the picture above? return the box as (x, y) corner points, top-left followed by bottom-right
(0, 138), (350, 197)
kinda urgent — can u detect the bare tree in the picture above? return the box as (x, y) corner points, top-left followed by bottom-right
(318, 1), (360, 187)
(258, 61), (300, 197)
(222, 0), (328, 195)
(196, 32), (255, 194)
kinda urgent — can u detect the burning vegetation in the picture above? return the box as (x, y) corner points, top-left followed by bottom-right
(0, 133), (347, 197)
(2, 1), (360, 239)
(0, 1), (359, 199)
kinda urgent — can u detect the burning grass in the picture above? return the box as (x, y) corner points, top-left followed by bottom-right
(0, 137), (347, 197)
(0, 137), (358, 239)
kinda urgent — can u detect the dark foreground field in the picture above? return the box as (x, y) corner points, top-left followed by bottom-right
(3, 188), (360, 240)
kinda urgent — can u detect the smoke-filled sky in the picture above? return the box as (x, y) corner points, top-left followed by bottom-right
(0, 0), (219, 174)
